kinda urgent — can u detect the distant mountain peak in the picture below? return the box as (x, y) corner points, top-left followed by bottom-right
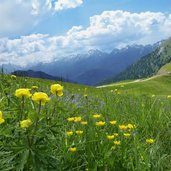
(87, 49), (103, 55)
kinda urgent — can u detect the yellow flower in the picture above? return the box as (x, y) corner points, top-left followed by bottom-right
(124, 133), (131, 138)
(81, 121), (88, 125)
(84, 94), (88, 98)
(50, 84), (63, 96)
(119, 125), (128, 130)
(0, 111), (3, 118)
(74, 117), (82, 122)
(109, 120), (117, 125)
(32, 86), (38, 89)
(107, 135), (115, 140)
(152, 94), (155, 98)
(146, 139), (154, 144)
(127, 124), (134, 129)
(113, 133), (119, 137)
(11, 75), (16, 79)
(20, 119), (32, 128)
(68, 147), (77, 152)
(32, 92), (50, 105)
(114, 141), (121, 145)
(15, 88), (32, 98)
(93, 114), (101, 118)
(67, 117), (75, 122)
(0, 111), (5, 124)
(76, 130), (83, 135)
(95, 121), (105, 126)
(167, 95), (171, 99)
(66, 131), (74, 136)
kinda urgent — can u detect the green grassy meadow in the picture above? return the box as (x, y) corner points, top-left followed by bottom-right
(1, 73), (171, 170)
(99, 74), (171, 95)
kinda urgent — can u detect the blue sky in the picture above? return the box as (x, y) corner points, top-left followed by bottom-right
(0, 0), (171, 66)
(27, 0), (171, 36)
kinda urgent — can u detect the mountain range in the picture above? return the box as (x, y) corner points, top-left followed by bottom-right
(105, 38), (171, 84)
(12, 70), (75, 83)
(29, 44), (158, 85)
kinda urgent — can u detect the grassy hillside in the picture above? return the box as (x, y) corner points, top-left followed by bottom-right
(98, 74), (171, 95)
(1, 73), (171, 170)
(104, 38), (171, 84)
(158, 62), (171, 74)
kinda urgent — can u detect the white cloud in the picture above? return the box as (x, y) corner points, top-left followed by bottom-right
(1, 10), (171, 66)
(55, 0), (83, 11)
(0, 0), (52, 37)
(0, 0), (83, 37)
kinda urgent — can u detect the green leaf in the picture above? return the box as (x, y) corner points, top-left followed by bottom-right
(16, 149), (29, 171)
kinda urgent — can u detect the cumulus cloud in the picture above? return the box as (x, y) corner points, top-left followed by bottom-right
(1, 10), (171, 66)
(55, 0), (83, 11)
(0, 0), (83, 37)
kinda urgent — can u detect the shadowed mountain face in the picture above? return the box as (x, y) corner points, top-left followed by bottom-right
(12, 70), (75, 83)
(30, 44), (157, 85)
(104, 38), (171, 84)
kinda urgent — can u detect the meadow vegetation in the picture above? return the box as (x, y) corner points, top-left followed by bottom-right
(0, 73), (171, 170)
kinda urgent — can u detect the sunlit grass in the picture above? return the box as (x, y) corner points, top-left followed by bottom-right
(0, 73), (171, 170)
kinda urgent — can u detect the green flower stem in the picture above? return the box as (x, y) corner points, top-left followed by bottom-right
(52, 92), (58, 118)
(35, 100), (41, 130)
(31, 100), (41, 145)
(20, 96), (25, 120)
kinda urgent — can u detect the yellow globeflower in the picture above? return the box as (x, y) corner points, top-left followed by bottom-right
(68, 147), (77, 152)
(74, 117), (82, 122)
(146, 139), (154, 144)
(95, 121), (105, 126)
(127, 124), (135, 129)
(67, 117), (75, 122)
(124, 133), (131, 138)
(0, 111), (3, 118)
(113, 133), (119, 137)
(167, 95), (171, 99)
(32, 86), (38, 89)
(81, 121), (88, 125)
(66, 131), (74, 136)
(109, 120), (117, 125)
(0, 111), (5, 124)
(114, 141), (121, 145)
(50, 84), (63, 96)
(107, 135), (115, 140)
(76, 130), (83, 135)
(93, 114), (101, 118)
(32, 92), (50, 105)
(11, 75), (16, 79)
(20, 119), (32, 128)
(15, 88), (32, 98)
(119, 125), (128, 130)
